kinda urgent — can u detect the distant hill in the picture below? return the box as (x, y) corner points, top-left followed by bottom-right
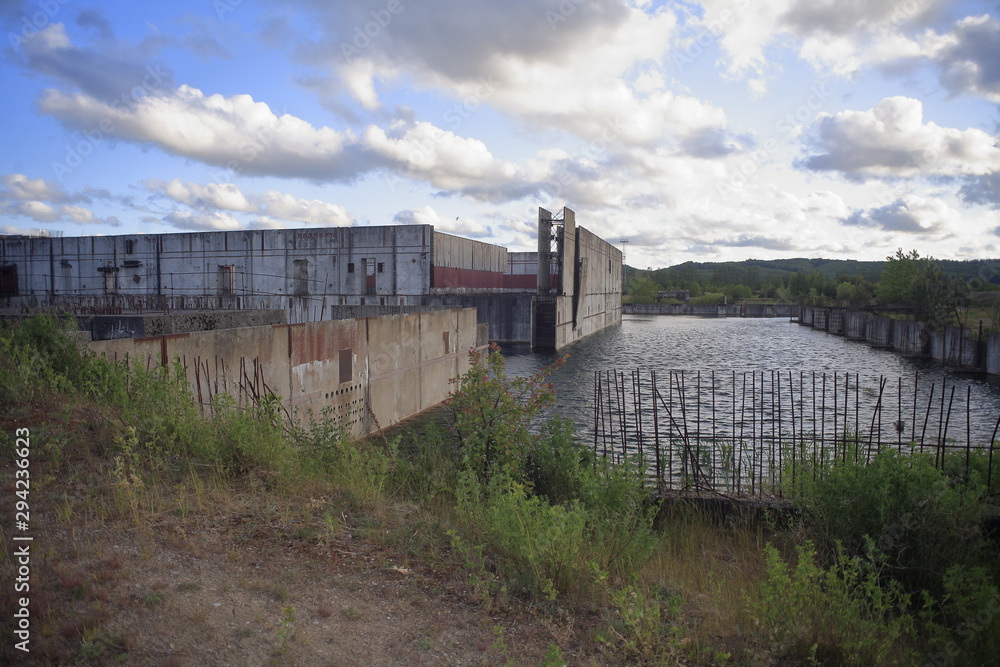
(634, 257), (1000, 286)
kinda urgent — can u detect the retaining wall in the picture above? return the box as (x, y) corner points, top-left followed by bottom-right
(623, 303), (798, 317)
(799, 307), (1000, 376)
(85, 308), (486, 437)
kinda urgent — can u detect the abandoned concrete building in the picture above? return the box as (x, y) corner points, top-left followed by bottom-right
(0, 207), (622, 351)
(1, 206), (621, 436)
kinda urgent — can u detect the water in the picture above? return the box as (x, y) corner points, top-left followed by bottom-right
(501, 316), (1000, 492)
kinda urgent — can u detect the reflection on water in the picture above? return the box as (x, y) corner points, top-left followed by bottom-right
(501, 315), (1000, 446)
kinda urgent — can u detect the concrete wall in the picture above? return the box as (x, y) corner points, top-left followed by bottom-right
(423, 293), (534, 343)
(85, 308), (482, 437)
(799, 307), (1000, 376)
(988, 335), (1000, 376)
(540, 210), (623, 350)
(432, 232), (507, 289)
(623, 304), (743, 317)
(1, 226), (435, 320)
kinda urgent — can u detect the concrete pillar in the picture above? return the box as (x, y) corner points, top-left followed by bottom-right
(537, 207), (552, 293)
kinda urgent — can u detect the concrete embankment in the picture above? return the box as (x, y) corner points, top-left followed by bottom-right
(623, 303), (800, 317)
(799, 306), (998, 375)
(84, 308), (488, 437)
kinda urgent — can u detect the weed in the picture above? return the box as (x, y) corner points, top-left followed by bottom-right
(756, 541), (918, 664)
(143, 591), (166, 607)
(275, 606), (295, 653)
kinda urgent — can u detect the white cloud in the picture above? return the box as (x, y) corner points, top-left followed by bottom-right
(144, 178), (256, 212)
(8, 201), (61, 223)
(801, 97), (1000, 178)
(2, 174), (72, 202)
(922, 14), (1000, 103)
(254, 191), (354, 226)
(843, 194), (960, 234)
(695, 0), (949, 84)
(248, 216), (289, 229)
(393, 205), (491, 237)
(163, 210), (241, 231)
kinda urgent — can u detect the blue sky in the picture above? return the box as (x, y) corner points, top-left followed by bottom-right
(2, 0), (999, 269)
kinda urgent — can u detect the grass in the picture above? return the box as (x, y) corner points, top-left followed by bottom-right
(2, 315), (999, 665)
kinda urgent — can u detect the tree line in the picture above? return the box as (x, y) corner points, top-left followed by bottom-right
(625, 250), (1000, 328)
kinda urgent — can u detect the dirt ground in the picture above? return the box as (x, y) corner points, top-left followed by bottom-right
(1, 480), (592, 666)
(0, 400), (610, 667)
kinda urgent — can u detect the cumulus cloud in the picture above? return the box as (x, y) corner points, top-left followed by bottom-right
(842, 194), (957, 233)
(0, 173), (119, 226)
(16, 24), (173, 103)
(283, 0), (733, 153)
(393, 206), (491, 237)
(142, 179), (358, 227)
(143, 178), (256, 212)
(254, 191), (354, 226)
(163, 210), (241, 231)
(921, 14), (1000, 103)
(695, 0), (948, 83)
(1, 173), (74, 203)
(801, 97), (1000, 178)
(959, 173), (1000, 208)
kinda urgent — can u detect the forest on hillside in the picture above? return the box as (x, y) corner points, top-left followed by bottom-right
(624, 251), (1000, 330)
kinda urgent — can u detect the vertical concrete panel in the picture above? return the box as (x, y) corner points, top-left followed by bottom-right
(367, 314), (422, 429)
(987, 334), (1000, 376)
(418, 309), (460, 408)
(85, 336), (163, 367)
(287, 319), (366, 432)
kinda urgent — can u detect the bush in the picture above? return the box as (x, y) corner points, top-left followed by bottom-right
(757, 541), (918, 665)
(791, 449), (986, 597)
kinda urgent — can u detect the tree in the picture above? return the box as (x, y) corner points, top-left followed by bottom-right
(624, 275), (660, 304)
(877, 249), (924, 305)
(877, 249), (970, 326)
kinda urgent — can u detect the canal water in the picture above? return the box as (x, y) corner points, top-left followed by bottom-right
(501, 315), (1000, 452)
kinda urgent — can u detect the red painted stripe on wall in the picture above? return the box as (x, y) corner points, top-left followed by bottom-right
(433, 266), (505, 289)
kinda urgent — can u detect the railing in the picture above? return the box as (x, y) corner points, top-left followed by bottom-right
(592, 369), (1000, 498)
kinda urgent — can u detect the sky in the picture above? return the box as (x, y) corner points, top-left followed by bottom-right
(1, 0), (999, 270)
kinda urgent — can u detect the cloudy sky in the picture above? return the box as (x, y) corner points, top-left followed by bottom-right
(2, 0), (999, 269)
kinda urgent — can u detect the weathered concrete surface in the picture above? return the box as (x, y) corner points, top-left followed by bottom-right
(892, 320), (929, 356)
(1, 226), (435, 321)
(84, 308), (482, 437)
(423, 294), (534, 343)
(988, 334), (1000, 376)
(800, 308), (1000, 375)
(538, 209), (623, 350)
(68, 309), (287, 341)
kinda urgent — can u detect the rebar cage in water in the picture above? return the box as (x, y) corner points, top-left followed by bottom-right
(592, 369), (1000, 498)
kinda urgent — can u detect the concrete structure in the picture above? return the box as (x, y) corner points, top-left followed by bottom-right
(1, 206), (622, 350)
(86, 308), (487, 437)
(800, 306), (1000, 376)
(534, 207), (623, 349)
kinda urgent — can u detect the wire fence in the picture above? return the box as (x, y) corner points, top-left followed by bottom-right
(592, 369), (1000, 499)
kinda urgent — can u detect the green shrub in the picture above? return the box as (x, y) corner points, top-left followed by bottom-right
(456, 470), (588, 599)
(757, 541), (918, 665)
(791, 449), (986, 596)
(925, 565), (1000, 666)
(0, 315), (91, 401)
(446, 344), (563, 485)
